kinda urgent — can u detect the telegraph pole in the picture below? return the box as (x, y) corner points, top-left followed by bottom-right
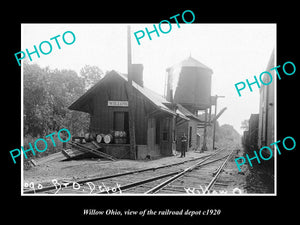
(127, 26), (137, 159)
(201, 108), (208, 152)
(212, 95), (225, 150)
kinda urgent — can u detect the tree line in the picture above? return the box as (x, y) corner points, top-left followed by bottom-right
(197, 113), (241, 147)
(24, 61), (241, 146)
(23, 62), (103, 138)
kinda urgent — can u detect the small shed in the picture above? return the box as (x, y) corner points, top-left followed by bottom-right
(175, 104), (204, 152)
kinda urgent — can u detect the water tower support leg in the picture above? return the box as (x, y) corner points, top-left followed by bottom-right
(201, 109), (208, 152)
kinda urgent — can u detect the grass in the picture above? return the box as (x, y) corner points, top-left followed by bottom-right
(23, 132), (69, 170)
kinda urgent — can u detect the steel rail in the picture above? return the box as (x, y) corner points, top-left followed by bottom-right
(97, 171), (181, 194)
(97, 152), (229, 194)
(144, 151), (230, 194)
(203, 149), (235, 194)
(24, 149), (223, 194)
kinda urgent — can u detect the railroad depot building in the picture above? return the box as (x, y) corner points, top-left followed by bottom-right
(69, 65), (185, 159)
(69, 57), (213, 160)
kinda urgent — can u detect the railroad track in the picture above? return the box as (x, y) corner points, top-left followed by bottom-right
(147, 149), (235, 194)
(24, 146), (236, 195)
(116, 148), (235, 194)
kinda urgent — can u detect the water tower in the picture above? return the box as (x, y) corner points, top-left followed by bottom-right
(166, 56), (213, 113)
(166, 55), (213, 152)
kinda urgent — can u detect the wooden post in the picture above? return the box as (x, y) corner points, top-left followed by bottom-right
(127, 26), (137, 159)
(201, 109), (208, 152)
(212, 95), (225, 150)
(212, 95), (218, 150)
(169, 89), (177, 155)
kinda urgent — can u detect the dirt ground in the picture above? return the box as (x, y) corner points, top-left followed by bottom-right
(24, 150), (213, 185)
(225, 148), (275, 194)
(214, 149), (249, 194)
(23, 144), (273, 194)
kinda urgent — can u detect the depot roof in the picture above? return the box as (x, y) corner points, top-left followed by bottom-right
(69, 70), (191, 121)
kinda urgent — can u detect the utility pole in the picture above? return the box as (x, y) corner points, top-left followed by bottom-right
(127, 25), (136, 159)
(201, 108), (208, 152)
(212, 95), (225, 150)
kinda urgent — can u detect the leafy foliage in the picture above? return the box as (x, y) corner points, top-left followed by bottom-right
(80, 65), (103, 90)
(240, 119), (249, 131)
(23, 62), (102, 137)
(197, 112), (241, 146)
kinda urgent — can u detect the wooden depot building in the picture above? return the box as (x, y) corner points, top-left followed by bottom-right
(69, 64), (202, 160)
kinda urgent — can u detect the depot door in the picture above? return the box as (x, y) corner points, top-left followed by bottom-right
(113, 111), (129, 133)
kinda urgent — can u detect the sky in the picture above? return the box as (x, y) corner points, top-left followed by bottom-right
(22, 23), (276, 135)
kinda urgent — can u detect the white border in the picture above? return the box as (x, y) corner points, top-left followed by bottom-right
(21, 23), (24, 196)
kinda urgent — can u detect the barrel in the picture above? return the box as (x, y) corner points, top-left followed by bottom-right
(84, 132), (90, 142)
(104, 134), (113, 144)
(85, 132), (96, 142)
(96, 134), (103, 143)
(113, 131), (125, 137)
(90, 132), (96, 141)
(112, 131), (118, 138)
(120, 131), (127, 137)
(112, 131), (127, 144)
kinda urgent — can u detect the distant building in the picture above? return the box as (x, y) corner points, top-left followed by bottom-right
(242, 49), (275, 159)
(249, 113), (259, 151)
(258, 50), (275, 149)
(175, 104), (203, 151)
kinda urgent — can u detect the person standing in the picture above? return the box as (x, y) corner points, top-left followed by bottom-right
(180, 133), (187, 157)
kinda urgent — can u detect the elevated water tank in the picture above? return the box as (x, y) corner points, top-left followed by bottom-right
(166, 56), (213, 111)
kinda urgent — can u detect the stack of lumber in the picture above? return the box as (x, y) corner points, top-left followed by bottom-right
(29, 151), (66, 166)
(61, 148), (84, 159)
(64, 141), (116, 161)
(28, 140), (117, 167)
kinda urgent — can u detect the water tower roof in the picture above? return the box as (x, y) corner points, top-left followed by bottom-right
(167, 56), (213, 73)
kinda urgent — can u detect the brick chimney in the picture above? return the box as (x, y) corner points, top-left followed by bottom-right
(131, 64), (144, 87)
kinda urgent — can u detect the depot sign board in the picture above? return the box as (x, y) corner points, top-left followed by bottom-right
(107, 101), (129, 107)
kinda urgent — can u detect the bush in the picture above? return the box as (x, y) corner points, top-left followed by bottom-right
(23, 132), (65, 160)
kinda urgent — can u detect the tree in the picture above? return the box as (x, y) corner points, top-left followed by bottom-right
(80, 65), (103, 90)
(23, 62), (90, 137)
(23, 62), (49, 136)
(240, 119), (249, 131)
